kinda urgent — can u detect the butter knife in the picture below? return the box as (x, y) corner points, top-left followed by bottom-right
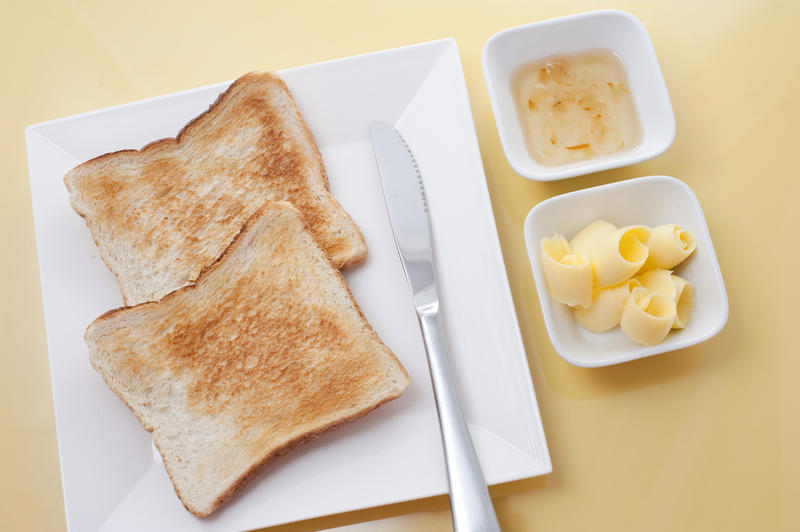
(369, 121), (501, 532)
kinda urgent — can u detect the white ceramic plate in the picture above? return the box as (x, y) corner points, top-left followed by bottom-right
(524, 175), (728, 367)
(26, 39), (550, 532)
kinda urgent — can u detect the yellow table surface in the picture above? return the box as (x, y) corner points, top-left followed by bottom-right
(3, 0), (798, 530)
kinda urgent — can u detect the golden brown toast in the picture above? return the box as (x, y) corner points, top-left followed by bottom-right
(65, 72), (367, 305)
(85, 201), (409, 517)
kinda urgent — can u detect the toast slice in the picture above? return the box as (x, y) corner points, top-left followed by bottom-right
(65, 72), (367, 306)
(85, 201), (409, 517)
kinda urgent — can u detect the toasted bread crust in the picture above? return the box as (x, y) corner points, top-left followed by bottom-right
(66, 72), (367, 306)
(85, 201), (408, 516)
(191, 381), (404, 517)
(129, 360), (405, 517)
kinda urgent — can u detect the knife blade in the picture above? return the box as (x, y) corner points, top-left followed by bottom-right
(369, 121), (501, 532)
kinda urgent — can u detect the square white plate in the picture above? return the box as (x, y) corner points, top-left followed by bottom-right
(26, 39), (550, 532)
(523, 175), (728, 367)
(483, 10), (675, 181)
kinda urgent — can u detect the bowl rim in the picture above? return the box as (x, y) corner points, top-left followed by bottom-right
(482, 9), (676, 182)
(523, 175), (729, 367)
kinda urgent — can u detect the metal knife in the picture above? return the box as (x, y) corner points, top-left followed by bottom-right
(369, 121), (501, 532)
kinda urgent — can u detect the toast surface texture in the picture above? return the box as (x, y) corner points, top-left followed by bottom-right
(85, 202), (409, 517)
(65, 71), (367, 305)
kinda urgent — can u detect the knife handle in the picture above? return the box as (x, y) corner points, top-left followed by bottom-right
(417, 307), (502, 532)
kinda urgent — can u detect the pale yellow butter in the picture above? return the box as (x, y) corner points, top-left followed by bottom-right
(539, 219), (697, 346)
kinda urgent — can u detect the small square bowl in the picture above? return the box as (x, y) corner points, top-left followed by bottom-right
(482, 10), (676, 181)
(524, 176), (728, 367)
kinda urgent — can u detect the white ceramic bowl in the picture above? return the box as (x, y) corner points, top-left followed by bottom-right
(524, 176), (728, 367)
(483, 10), (676, 181)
